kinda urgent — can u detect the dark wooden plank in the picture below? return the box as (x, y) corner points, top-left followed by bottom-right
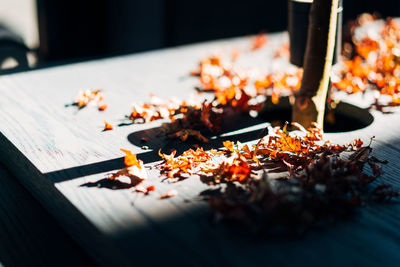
(0, 32), (400, 266)
(0, 164), (93, 266)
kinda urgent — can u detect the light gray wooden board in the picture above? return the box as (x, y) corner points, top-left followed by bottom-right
(0, 32), (400, 266)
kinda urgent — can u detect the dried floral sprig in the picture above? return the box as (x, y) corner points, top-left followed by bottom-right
(156, 124), (396, 232)
(103, 121), (396, 233)
(208, 143), (395, 232)
(126, 56), (301, 140)
(207, 144), (397, 233)
(158, 123), (358, 181)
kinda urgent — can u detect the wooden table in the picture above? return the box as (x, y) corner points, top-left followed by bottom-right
(1, 32), (400, 266)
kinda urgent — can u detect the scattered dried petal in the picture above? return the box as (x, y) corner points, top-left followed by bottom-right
(160, 189), (178, 199)
(135, 185), (155, 195)
(72, 89), (104, 109)
(108, 149), (147, 184)
(104, 121), (113, 131)
(98, 104), (108, 111)
(251, 33), (268, 50)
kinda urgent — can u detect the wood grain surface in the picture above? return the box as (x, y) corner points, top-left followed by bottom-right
(0, 32), (400, 266)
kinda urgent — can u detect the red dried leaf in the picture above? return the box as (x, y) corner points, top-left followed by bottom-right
(146, 185), (155, 192)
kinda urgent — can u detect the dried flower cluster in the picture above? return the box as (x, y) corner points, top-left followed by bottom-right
(255, 69), (302, 104)
(158, 123), (360, 183)
(126, 48), (302, 140)
(159, 147), (223, 178)
(207, 144), (396, 232)
(112, 124), (396, 232)
(332, 15), (400, 108)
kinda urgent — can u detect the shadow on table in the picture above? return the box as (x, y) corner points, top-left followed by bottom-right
(127, 113), (269, 156)
(258, 97), (374, 133)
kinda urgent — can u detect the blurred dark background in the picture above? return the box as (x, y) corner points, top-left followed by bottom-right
(36, 0), (400, 61)
(1, 0), (400, 67)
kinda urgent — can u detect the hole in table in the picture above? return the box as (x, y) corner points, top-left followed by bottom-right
(127, 113), (269, 157)
(258, 97), (374, 133)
